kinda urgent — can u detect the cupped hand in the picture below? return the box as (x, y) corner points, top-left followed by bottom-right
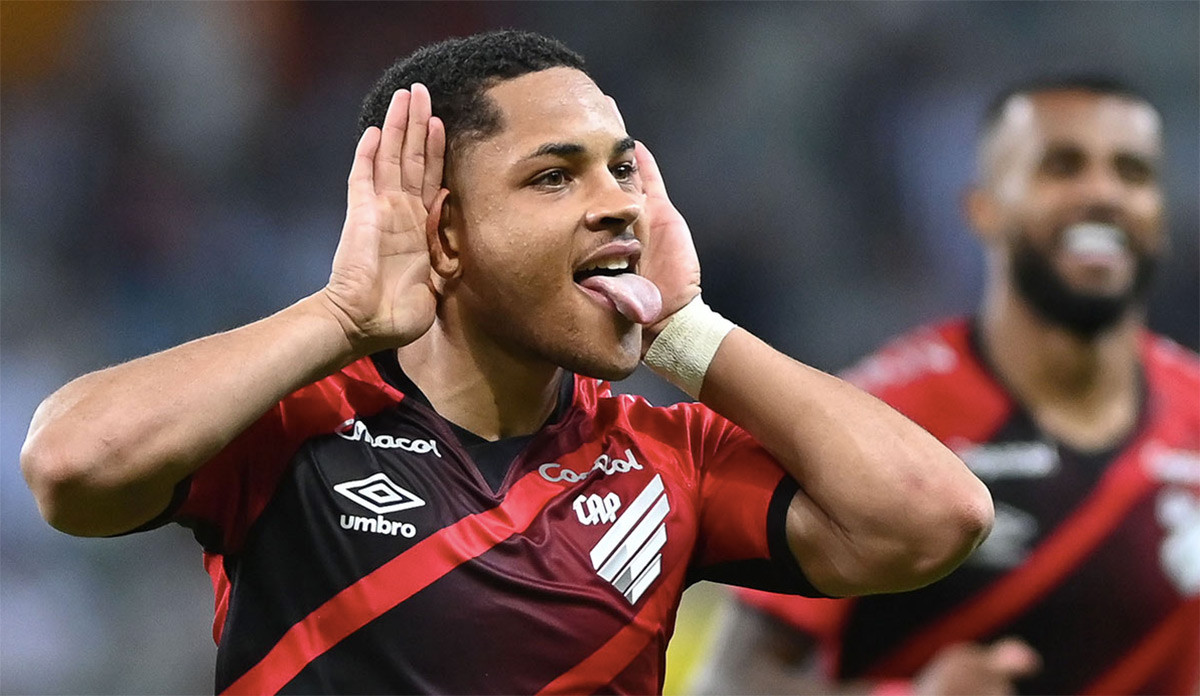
(633, 140), (702, 349)
(322, 83), (446, 354)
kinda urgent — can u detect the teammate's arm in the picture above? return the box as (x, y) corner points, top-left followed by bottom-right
(634, 143), (993, 597)
(21, 86), (445, 537)
(689, 598), (843, 696)
(690, 597), (1040, 696)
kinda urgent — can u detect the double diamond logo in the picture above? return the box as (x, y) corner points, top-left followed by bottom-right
(334, 472), (425, 515)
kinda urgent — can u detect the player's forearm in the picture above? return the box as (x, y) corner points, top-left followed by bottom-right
(690, 600), (877, 696)
(693, 665), (875, 696)
(700, 329), (993, 595)
(21, 292), (359, 537)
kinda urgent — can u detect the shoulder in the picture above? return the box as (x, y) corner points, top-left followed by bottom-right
(1143, 332), (1200, 384)
(840, 319), (1012, 440)
(839, 319), (1002, 403)
(1142, 332), (1200, 421)
(574, 376), (735, 445)
(840, 319), (971, 394)
(279, 355), (404, 426)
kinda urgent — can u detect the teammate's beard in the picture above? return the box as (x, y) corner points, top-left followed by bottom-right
(1010, 234), (1157, 339)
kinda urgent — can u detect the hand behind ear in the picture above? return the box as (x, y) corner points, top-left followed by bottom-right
(633, 141), (701, 344)
(323, 84), (446, 354)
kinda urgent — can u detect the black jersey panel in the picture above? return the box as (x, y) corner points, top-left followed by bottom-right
(280, 529), (643, 694)
(213, 399), (494, 692)
(836, 408), (1113, 677)
(1004, 491), (1182, 696)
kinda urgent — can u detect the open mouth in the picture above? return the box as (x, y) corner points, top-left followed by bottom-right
(573, 257), (635, 283)
(1063, 222), (1127, 257)
(572, 252), (661, 324)
(1060, 222), (1130, 270)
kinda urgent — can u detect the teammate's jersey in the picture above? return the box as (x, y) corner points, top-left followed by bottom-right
(739, 319), (1200, 695)
(163, 350), (817, 695)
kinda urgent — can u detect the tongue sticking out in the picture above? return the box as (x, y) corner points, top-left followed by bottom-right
(579, 274), (663, 324)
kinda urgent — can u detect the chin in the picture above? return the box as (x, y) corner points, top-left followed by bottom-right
(566, 347), (641, 381)
(580, 360), (640, 382)
(561, 332), (642, 381)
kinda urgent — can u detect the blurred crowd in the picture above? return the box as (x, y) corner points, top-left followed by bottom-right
(1, 2), (1195, 693)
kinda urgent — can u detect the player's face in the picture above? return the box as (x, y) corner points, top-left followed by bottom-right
(978, 91), (1164, 335)
(444, 67), (651, 380)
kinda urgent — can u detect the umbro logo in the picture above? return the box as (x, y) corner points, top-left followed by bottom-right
(335, 472), (425, 514)
(335, 473), (424, 539)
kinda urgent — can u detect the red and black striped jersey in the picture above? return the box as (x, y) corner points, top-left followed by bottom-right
(166, 351), (817, 694)
(740, 319), (1200, 695)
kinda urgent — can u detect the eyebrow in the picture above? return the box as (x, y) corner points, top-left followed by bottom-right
(522, 137), (636, 162)
(1042, 140), (1160, 162)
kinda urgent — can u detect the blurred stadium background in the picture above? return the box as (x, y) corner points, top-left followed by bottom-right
(1, 2), (1196, 693)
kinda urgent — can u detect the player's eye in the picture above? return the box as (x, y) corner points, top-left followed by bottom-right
(611, 162), (637, 181)
(1040, 147), (1085, 179)
(1114, 154), (1155, 185)
(532, 169), (570, 189)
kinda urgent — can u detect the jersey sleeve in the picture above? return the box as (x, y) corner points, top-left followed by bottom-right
(169, 402), (295, 554)
(735, 585), (851, 639)
(166, 361), (398, 554)
(685, 405), (829, 597)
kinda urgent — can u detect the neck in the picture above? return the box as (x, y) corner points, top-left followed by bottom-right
(979, 282), (1142, 451)
(395, 311), (563, 442)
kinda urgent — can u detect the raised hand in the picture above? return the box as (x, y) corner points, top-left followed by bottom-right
(322, 84), (446, 354)
(633, 141), (702, 341)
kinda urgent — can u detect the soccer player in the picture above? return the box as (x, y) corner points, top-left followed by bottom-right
(20, 30), (993, 694)
(693, 76), (1199, 696)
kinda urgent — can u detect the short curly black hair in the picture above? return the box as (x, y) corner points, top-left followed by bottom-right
(358, 29), (587, 163)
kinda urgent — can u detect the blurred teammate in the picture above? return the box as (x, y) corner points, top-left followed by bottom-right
(694, 76), (1199, 695)
(20, 30), (992, 694)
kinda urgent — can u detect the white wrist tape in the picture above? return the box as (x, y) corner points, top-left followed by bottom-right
(643, 295), (736, 399)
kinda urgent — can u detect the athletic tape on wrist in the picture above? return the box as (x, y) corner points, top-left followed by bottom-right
(643, 295), (736, 399)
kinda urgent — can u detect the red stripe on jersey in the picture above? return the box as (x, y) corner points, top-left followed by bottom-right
(222, 470), (567, 696)
(181, 356), (405, 555)
(1082, 598), (1200, 695)
(536, 560), (689, 694)
(870, 445), (1157, 676)
(203, 551), (231, 644)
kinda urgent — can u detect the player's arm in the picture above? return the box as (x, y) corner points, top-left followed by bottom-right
(690, 595), (1040, 696)
(701, 329), (991, 596)
(21, 86), (446, 537)
(689, 597), (844, 696)
(633, 142), (992, 597)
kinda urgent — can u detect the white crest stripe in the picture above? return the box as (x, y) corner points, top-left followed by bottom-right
(590, 474), (664, 569)
(597, 494), (669, 581)
(624, 523), (667, 583)
(624, 554), (663, 604)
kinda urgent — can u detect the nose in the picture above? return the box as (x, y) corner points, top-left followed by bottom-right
(584, 174), (642, 233)
(1074, 161), (1127, 214)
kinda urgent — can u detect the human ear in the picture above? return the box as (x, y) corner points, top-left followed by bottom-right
(426, 188), (462, 280)
(965, 186), (1005, 246)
